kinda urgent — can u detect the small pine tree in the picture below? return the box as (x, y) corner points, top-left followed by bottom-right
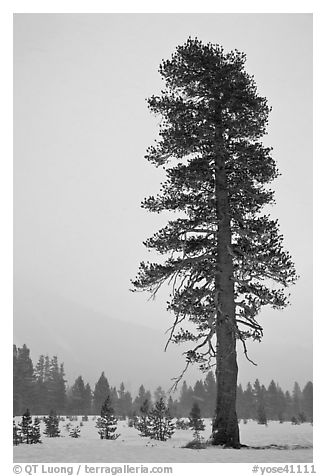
(44, 409), (61, 437)
(96, 395), (120, 440)
(188, 403), (205, 441)
(18, 409), (34, 444)
(137, 399), (152, 437)
(13, 420), (22, 446)
(69, 426), (81, 438)
(30, 417), (42, 444)
(146, 398), (175, 441)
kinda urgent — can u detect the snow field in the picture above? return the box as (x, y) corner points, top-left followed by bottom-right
(13, 418), (313, 463)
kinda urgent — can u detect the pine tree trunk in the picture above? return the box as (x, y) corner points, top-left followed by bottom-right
(211, 133), (240, 448)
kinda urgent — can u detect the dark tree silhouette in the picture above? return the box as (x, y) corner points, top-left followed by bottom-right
(132, 37), (297, 447)
(93, 372), (110, 415)
(133, 385), (152, 415)
(67, 376), (89, 415)
(13, 345), (35, 415)
(302, 381), (313, 421)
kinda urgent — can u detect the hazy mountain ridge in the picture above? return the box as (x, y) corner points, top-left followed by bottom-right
(13, 280), (194, 392)
(14, 280), (312, 392)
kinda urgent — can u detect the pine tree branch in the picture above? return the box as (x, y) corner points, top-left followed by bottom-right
(164, 313), (187, 351)
(236, 319), (263, 331)
(238, 334), (258, 366)
(169, 361), (191, 393)
(192, 330), (214, 354)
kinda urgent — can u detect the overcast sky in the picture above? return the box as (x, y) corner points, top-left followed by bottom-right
(13, 13), (312, 392)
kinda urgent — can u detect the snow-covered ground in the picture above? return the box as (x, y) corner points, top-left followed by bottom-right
(13, 418), (313, 463)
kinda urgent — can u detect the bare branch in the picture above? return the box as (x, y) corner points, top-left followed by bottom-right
(236, 319), (263, 331)
(168, 361), (191, 393)
(164, 313), (187, 351)
(238, 334), (257, 366)
(192, 330), (214, 354)
(147, 279), (165, 301)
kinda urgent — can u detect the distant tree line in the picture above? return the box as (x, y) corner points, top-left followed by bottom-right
(236, 379), (313, 423)
(13, 344), (312, 422)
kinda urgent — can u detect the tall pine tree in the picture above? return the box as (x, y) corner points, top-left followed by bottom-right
(302, 381), (313, 421)
(67, 376), (89, 415)
(84, 383), (93, 415)
(47, 357), (66, 414)
(292, 382), (302, 417)
(266, 380), (279, 420)
(34, 354), (47, 414)
(132, 38), (297, 447)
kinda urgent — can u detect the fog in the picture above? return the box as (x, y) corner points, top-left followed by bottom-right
(14, 13), (312, 392)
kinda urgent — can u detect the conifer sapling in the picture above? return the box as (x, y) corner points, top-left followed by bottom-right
(44, 409), (61, 437)
(31, 416), (42, 444)
(137, 399), (152, 437)
(18, 409), (34, 444)
(13, 420), (22, 446)
(146, 398), (175, 441)
(189, 402), (205, 441)
(96, 395), (120, 440)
